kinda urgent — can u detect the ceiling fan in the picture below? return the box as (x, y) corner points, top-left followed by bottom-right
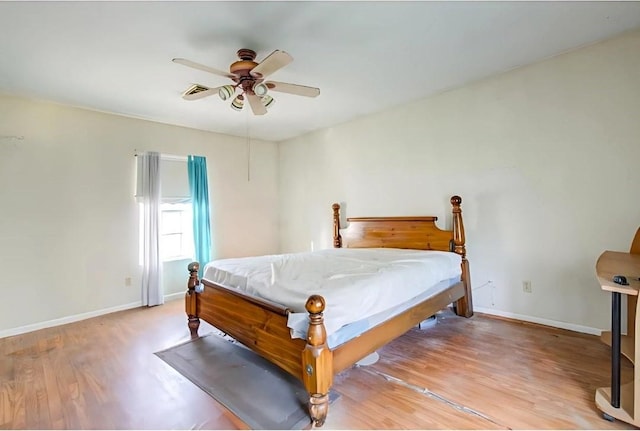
(173, 49), (320, 115)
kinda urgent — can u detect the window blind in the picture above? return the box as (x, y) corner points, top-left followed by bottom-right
(136, 154), (190, 203)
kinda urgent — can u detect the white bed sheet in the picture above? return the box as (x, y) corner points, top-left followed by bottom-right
(289, 276), (460, 349)
(202, 248), (462, 341)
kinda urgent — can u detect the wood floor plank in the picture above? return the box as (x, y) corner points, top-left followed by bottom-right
(0, 299), (634, 429)
(323, 367), (506, 429)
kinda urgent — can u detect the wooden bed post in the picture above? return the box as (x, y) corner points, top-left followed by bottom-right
(302, 295), (333, 427)
(451, 196), (474, 318)
(332, 203), (342, 248)
(186, 262), (201, 338)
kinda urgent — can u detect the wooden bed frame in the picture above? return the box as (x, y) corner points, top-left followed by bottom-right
(185, 196), (473, 427)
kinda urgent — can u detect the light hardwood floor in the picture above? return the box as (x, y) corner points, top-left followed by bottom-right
(0, 299), (635, 430)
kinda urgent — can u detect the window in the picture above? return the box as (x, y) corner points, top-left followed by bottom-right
(160, 203), (194, 261)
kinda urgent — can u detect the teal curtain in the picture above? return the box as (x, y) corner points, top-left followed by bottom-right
(188, 155), (212, 275)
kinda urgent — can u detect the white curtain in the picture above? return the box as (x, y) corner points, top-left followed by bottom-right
(140, 152), (163, 306)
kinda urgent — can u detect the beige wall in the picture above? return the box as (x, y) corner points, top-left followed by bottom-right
(0, 95), (279, 335)
(2, 30), (639, 338)
(278, 30), (640, 332)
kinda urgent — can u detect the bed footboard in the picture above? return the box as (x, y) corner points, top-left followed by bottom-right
(302, 295), (333, 427)
(185, 263), (333, 427)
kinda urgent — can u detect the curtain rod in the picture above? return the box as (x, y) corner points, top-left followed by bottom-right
(134, 150), (188, 162)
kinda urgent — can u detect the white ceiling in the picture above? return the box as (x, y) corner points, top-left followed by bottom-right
(1, 2), (639, 142)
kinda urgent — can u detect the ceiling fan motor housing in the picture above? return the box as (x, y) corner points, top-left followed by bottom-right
(229, 49), (263, 93)
(230, 49), (258, 76)
(230, 60), (258, 76)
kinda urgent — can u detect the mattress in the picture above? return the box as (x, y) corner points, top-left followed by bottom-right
(202, 248), (462, 346)
(288, 276), (460, 348)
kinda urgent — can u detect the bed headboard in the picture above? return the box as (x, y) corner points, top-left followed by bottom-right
(332, 196), (467, 258)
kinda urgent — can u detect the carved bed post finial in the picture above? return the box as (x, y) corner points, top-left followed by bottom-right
(186, 261), (201, 338)
(332, 203), (342, 248)
(450, 196), (473, 317)
(302, 295), (333, 427)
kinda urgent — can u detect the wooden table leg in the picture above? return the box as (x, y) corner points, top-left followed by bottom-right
(612, 292), (621, 408)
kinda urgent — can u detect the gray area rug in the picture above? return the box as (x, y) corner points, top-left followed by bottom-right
(155, 333), (338, 430)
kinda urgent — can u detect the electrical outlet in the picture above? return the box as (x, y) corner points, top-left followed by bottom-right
(125, 277), (132, 287)
(523, 280), (532, 293)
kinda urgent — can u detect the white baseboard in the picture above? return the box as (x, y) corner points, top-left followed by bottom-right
(0, 292), (185, 340)
(0, 301), (142, 339)
(474, 306), (603, 336)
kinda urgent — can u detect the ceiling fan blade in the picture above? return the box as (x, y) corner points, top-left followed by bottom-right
(172, 58), (238, 79)
(247, 93), (267, 116)
(181, 84), (223, 101)
(265, 81), (320, 98)
(250, 50), (293, 78)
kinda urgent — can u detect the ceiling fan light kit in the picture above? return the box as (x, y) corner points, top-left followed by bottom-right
(173, 48), (319, 116)
(252, 82), (269, 97)
(218, 85), (236, 101)
(230, 95), (244, 111)
(261, 95), (275, 109)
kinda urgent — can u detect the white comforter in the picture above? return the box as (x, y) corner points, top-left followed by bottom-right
(202, 248), (462, 338)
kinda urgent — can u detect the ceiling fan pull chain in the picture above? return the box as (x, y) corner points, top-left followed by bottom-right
(246, 110), (251, 182)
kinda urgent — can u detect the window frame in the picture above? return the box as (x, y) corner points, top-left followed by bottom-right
(159, 202), (194, 262)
